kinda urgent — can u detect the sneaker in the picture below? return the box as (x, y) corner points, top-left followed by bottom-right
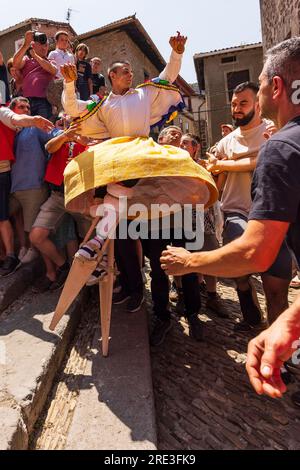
(49, 261), (70, 291)
(113, 277), (122, 294)
(20, 247), (39, 264)
(175, 293), (185, 315)
(237, 280), (263, 326)
(199, 281), (207, 294)
(290, 274), (300, 289)
(33, 276), (54, 293)
(291, 391), (300, 407)
(141, 267), (147, 285)
(113, 289), (130, 305)
(169, 283), (178, 302)
(188, 313), (204, 341)
(0, 256), (21, 277)
(86, 255), (108, 286)
(150, 318), (172, 346)
(18, 246), (28, 262)
(126, 292), (144, 313)
(233, 320), (267, 333)
(206, 294), (229, 318)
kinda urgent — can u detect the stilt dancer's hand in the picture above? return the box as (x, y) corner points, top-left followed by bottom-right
(169, 32), (187, 54)
(61, 63), (78, 83)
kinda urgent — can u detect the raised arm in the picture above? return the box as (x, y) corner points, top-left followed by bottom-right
(13, 31), (33, 70)
(61, 64), (89, 117)
(159, 32), (187, 84)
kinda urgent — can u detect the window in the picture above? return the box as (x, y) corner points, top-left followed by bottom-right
(227, 69), (250, 101)
(221, 55), (237, 64)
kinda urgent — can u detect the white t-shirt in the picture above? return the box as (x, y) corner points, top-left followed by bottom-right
(216, 121), (268, 217)
(48, 49), (75, 79)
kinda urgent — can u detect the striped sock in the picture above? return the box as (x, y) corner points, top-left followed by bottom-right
(77, 236), (104, 260)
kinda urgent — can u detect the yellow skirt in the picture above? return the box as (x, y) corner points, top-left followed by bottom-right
(64, 137), (218, 217)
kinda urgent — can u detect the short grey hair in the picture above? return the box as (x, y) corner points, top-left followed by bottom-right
(158, 125), (182, 143)
(264, 37), (300, 97)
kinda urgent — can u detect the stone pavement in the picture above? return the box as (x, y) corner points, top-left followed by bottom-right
(149, 278), (300, 450)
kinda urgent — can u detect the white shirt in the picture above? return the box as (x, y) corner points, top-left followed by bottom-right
(48, 49), (75, 79)
(0, 107), (17, 129)
(62, 50), (183, 140)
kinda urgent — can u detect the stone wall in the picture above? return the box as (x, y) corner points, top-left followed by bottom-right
(260, 0), (300, 50)
(82, 30), (160, 87)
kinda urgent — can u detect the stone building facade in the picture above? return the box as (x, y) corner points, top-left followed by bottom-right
(194, 43), (263, 146)
(260, 0), (300, 51)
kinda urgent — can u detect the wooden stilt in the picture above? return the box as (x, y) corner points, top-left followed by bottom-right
(99, 239), (115, 357)
(49, 257), (98, 331)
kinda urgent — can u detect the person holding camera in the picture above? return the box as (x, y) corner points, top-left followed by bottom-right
(13, 30), (57, 119)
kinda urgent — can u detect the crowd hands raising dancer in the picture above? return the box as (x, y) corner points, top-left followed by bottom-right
(59, 32), (189, 270)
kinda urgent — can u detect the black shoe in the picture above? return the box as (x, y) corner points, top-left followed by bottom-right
(49, 261), (69, 291)
(291, 391), (300, 407)
(199, 281), (207, 294)
(237, 282), (263, 326)
(206, 294), (229, 318)
(175, 293), (185, 315)
(280, 366), (293, 386)
(0, 256), (21, 277)
(126, 292), (144, 313)
(113, 289), (130, 305)
(33, 276), (54, 293)
(233, 320), (266, 333)
(150, 318), (172, 346)
(188, 313), (204, 341)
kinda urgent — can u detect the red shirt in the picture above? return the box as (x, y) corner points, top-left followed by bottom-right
(0, 121), (15, 162)
(45, 141), (87, 186)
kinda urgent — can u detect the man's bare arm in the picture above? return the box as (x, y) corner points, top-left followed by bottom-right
(207, 155), (258, 174)
(159, 32), (187, 83)
(13, 31), (33, 69)
(161, 219), (289, 277)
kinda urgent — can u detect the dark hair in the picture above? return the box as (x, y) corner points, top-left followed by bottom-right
(107, 60), (131, 84)
(55, 30), (69, 41)
(9, 97), (30, 110)
(75, 43), (89, 57)
(264, 37), (300, 97)
(233, 81), (259, 96)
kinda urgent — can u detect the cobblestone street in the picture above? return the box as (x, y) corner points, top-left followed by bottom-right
(149, 278), (300, 450)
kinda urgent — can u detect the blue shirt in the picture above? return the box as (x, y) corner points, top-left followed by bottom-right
(11, 127), (57, 192)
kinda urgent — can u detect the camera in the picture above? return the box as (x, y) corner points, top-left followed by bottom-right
(33, 31), (48, 45)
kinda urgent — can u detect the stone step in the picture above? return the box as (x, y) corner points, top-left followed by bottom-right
(0, 287), (86, 449)
(0, 258), (44, 314)
(65, 304), (157, 450)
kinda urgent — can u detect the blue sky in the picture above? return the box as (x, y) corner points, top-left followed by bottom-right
(0, 0), (262, 83)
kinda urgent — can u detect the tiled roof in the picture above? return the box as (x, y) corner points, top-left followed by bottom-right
(194, 42), (262, 59)
(0, 18), (76, 37)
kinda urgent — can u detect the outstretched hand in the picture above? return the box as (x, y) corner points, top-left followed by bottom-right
(61, 63), (78, 83)
(246, 313), (300, 398)
(169, 32), (187, 54)
(32, 116), (54, 132)
(160, 245), (191, 276)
